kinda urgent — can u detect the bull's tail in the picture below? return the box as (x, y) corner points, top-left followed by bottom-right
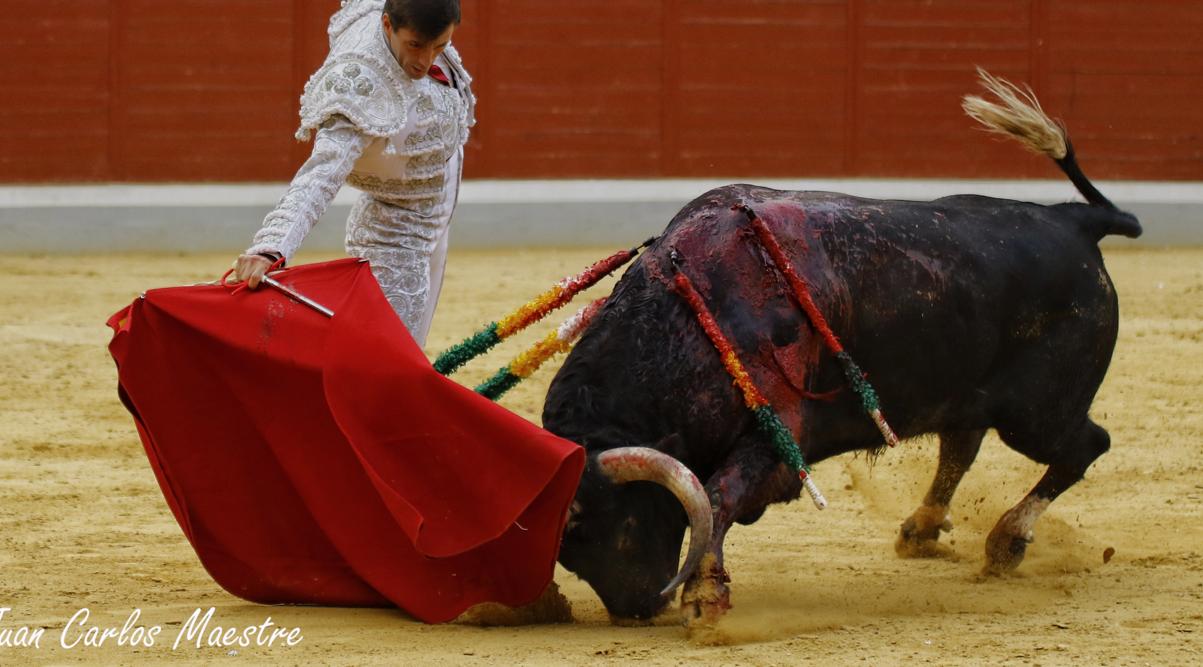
(962, 68), (1142, 239)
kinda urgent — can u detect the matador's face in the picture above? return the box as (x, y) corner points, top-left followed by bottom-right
(382, 15), (455, 81)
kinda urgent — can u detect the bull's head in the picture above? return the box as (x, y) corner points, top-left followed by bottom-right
(557, 446), (712, 622)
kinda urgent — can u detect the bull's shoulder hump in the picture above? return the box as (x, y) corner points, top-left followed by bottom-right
(682, 183), (791, 206)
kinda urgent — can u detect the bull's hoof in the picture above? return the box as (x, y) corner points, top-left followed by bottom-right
(680, 554), (731, 627)
(895, 505), (954, 558)
(455, 581), (574, 626)
(983, 525), (1033, 575)
(681, 591), (731, 628)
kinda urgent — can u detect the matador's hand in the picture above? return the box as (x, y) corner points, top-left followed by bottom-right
(231, 254), (276, 289)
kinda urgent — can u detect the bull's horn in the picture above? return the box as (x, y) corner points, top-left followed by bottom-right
(595, 447), (713, 598)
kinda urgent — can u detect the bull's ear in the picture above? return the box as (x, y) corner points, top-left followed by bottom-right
(654, 433), (687, 461)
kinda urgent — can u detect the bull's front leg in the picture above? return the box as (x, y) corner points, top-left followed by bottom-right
(681, 444), (800, 626)
(896, 429), (985, 557)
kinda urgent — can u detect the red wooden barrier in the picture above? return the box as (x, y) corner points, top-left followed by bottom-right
(1, 0), (1199, 182)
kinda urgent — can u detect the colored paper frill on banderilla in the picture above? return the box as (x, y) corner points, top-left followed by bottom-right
(106, 258), (585, 623)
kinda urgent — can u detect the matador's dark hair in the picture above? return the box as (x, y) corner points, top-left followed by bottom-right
(383, 0), (461, 41)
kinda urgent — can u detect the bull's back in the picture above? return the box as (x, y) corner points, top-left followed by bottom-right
(547, 184), (1121, 465)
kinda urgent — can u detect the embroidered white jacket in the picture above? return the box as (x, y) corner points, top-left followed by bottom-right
(247, 0), (475, 346)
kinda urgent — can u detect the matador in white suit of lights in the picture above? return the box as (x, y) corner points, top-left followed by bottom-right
(236, 0), (475, 346)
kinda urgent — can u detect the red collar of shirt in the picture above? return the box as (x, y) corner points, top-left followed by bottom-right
(428, 64), (452, 87)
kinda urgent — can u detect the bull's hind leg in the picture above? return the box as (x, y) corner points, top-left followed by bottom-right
(985, 418), (1110, 574)
(896, 429), (985, 558)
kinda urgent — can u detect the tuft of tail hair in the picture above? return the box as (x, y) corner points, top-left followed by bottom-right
(962, 68), (1141, 238)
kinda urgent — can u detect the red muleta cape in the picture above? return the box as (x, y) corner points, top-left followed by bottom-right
(106, 258), (585, 623)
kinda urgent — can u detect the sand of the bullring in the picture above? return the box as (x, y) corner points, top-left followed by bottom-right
(0, 247), (1199, 664)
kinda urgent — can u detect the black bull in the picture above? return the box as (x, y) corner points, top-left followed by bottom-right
(544, 179), (1141, 622)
